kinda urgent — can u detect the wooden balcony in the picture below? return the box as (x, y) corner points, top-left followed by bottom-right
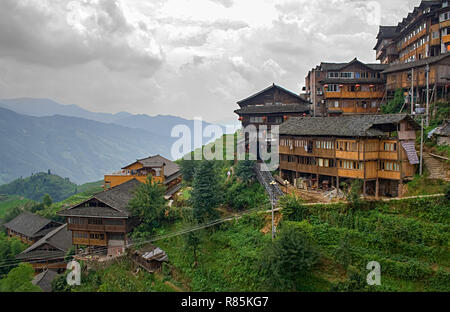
(325, 91), (385, 99)
(379, 151), (399, 161)
(280, 161), (338, 176)
(68, 224), (126, 233)
(377, 170), (401, 180)
(338, 168), (364, 179)
(279, 145), (335, 158)
(329, 107), (380, 114)
(73, 237), (107, 246)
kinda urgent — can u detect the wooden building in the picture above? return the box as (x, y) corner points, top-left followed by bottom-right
(104, 155), (182, 196)
(382, 53), (450, 105)
(234, 83), (310, 159)
(32, 269), (59, 292)
(278, 114), (420, 198)
(129, 244), (168, 273)
(433, 120), (450, 145)
(234, 83), (310, 129)
(58, 179), (142, 255)
(2, 212), (62, 245)
(305, 58), (389, 116)
(16, 224), (72, 273)
(374, 1), (449, 65)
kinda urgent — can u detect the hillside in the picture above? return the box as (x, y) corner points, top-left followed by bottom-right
(0, 107), (175, 184)
(0, 173), (78, 202)
(0, 98), (132, 123)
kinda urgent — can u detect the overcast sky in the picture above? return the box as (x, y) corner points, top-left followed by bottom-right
(0, 0), (419, 123)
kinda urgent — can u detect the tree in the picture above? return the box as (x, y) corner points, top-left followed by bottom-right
(182, 210), (202, 266)
(0, 233), (27, 277)
(0, 263), (41, 292)
(382, 88), (405, 114)
(445, 183), (450, 201)
(279, 195), (308, 222)
(191, 161), (221, 223)
(334, 234), (352, 271)
(128, 176), (167, 236)
(42, 193), (53, 208)
(179, 158), (197, 184)
(259, 224), (320, 290)
(345, 179), (363, 209)
(235, 160), (256, 184)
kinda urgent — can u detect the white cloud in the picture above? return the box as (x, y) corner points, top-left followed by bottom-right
(0, 0), (420, 122)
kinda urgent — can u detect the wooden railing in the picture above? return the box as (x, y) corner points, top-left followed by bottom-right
(68, 224), (126, 233)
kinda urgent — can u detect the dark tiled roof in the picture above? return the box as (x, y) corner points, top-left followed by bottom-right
(320, 58), (389, 72)
(123, 155), (180, 178)
(376, 26), (398, 39)
(59, 179), (142, 218)
(237, 84), (308, 105)
(32, 270), (59, 292)
(2, 212), (60, 238)
(279, 114), (417, 137)
(234, 104), (309, 115)
(17, 224), (72, 260)
(382, 54), (450, 74)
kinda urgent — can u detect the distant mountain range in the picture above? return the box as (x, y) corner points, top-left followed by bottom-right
(0, 98), (229, 185)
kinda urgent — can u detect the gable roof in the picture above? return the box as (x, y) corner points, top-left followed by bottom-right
(2, 212), (60, 238)
(279, 114), (418, 138)
(320, 58), (389, 72)
(122, 155), (180, 178)
(58, 179), (142, 218)
(237, 84), (308, 105)
(16, 224), (72, 261)
(32, 270), (59, 292)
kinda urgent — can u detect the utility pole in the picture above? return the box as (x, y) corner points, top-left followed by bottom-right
(426, 64), (430, 127)
(269, 180), (277, 241)
(420, 117), (424, 176)
(411, 67), (414, 115)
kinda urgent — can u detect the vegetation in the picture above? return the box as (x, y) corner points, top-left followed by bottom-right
(235, 160), (256, 184)
(0, 172), (78, 202)
(128, 176), (169, 241)
(382, 88), (405, 114)
(0, 232), (27, 277)
(191, 161), (221, 223)
(0, 195), (34, 219)
(259, 223), (320, 290)
(0, 263), (41, 292)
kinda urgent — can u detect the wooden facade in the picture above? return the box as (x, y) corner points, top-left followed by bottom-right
(375, 1), (449, 65)
(104, 155), (182, 193)
(278, 115), (420, 198)
(305, 59), (388, 116)
(235, 83), (310, 130)
(59, 179), (142, 254)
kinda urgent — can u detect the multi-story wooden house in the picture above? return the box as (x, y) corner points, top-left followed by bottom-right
(382, 53), (450, 105)
(375, 1), (449, 65)
(235, 83), (310, 129)
(374, 1), (450, 108)
(278, 114), (420, 198)
(305, 59), (389, 116)
(58, 179), (142, 255)
(104, 155), (182, 197)
(234, 83), (310, 159)
(3, 212), (62, 245)
(16, 224), (72, 274)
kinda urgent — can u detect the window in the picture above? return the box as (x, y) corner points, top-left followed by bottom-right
(328, 72), (339, 78)
(90, 233), (105, 240)
(380, 161), (400, 172)
(328, 84), (340, 92)
(340, 72), (354, 79)
(249, 116), (264, 123)
(383, 142), (397, 152)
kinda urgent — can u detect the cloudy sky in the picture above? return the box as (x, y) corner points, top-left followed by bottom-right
(0, 0), (419, 123)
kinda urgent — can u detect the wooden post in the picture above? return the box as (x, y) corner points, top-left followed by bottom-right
(337, 175), (340, 191)
(375, 179), (380, 200)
